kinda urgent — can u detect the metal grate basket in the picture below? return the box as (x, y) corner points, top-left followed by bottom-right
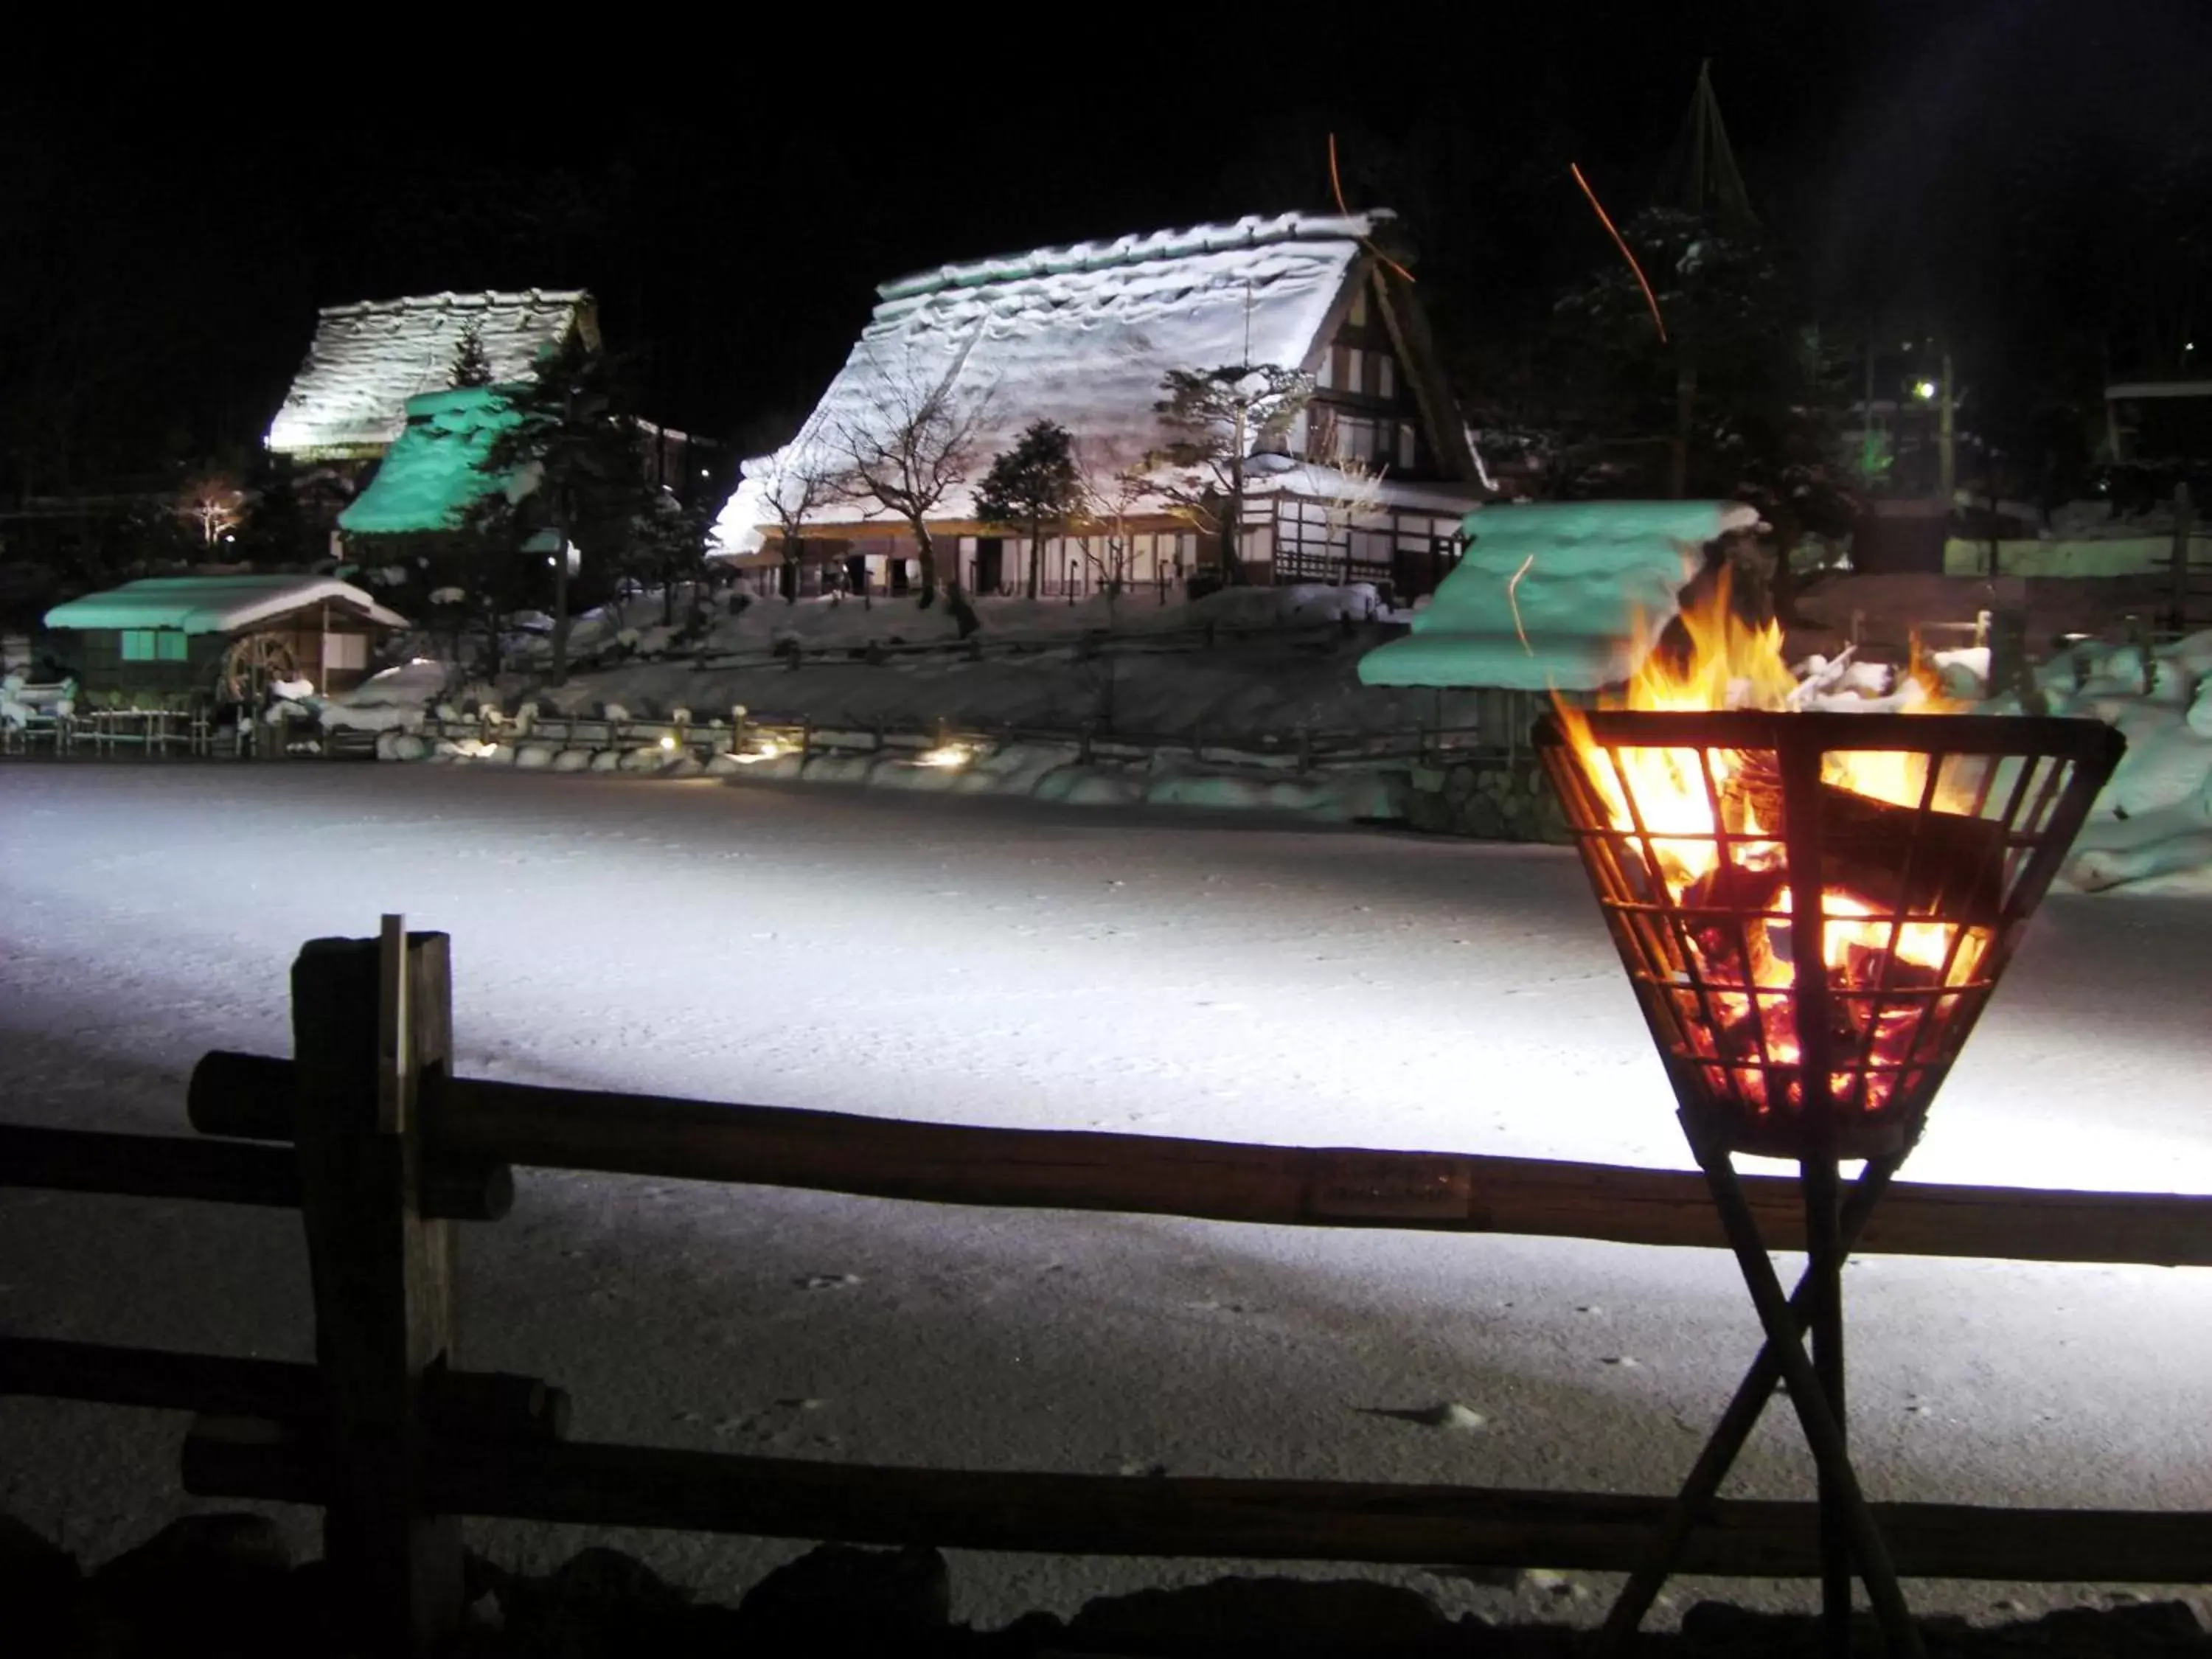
(1535, 711), (2124, 1161)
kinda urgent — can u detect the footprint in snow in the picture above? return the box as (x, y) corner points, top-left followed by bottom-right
(1360, 1402), (1487, 1431)
(799, 1273), (860, 1290)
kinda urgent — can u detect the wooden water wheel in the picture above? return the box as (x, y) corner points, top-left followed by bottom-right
(215, 632), (297, 703)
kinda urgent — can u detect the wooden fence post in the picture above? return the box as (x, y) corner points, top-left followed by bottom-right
(2170, 484), (2195, 635)
(291, 916), (464, 1655)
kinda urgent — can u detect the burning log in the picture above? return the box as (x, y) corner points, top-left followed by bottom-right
(1727, 754), (2007, 926)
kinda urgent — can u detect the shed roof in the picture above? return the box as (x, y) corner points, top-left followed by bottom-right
(714, 213), (1405, 554)
(44, 575), (410, 635)
(338, 387), (526, 535)
(267, 289), (591, 459)
(1357, 501), (1759, 692)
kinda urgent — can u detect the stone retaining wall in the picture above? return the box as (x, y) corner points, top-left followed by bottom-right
(1402, 756), (1572, 844)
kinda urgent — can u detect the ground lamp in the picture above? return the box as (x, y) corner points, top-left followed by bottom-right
(1536, 706), (2124, 1658)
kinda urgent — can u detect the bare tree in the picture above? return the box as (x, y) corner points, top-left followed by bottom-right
(835, 364), (990, 610)
(1071, 448), (1151, 622)
(178, 474), (247, 549)
(755, 453), (852, 604)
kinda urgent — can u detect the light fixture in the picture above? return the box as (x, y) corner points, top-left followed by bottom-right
(658, 734), (676, 751)
(1913, 378), (1938, 401)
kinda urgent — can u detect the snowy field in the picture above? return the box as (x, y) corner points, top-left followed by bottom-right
(5, 763), (2212, 1631)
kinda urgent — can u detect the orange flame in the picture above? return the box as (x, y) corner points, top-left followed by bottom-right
(1557, 574), (1989, 1127)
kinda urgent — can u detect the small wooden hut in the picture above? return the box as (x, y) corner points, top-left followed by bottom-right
(41, 574), (409, 706)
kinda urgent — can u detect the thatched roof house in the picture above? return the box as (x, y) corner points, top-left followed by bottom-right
(267, 290), (597, 462)
(714, 212), (1488, 598)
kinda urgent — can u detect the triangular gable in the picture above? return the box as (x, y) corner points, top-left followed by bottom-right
(268, 289), (595, 460)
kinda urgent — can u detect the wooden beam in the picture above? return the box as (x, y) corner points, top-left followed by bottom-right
(186, 1051), (2212, 1267)
(0, 1336), (566, 1442)
(0, 1123), (300, 1208)
(182, 1416), (2212, 1585)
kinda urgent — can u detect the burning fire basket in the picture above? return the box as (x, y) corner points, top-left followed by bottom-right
(1536, 708), (2124, 1659)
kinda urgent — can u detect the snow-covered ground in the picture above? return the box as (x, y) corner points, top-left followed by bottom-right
(5, 766), (2212, 1631)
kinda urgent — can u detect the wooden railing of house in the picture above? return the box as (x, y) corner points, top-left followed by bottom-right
(5, 918), (2212, 1652)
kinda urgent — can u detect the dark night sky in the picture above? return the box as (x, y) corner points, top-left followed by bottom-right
(4, 0), (2206, 491)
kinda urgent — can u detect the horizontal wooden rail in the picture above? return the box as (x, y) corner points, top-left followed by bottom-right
(182, 1415), (2212, 1584)
(0, 1119), (512, 1222)
(4, 1337), (566, 1441)
(0, 1123), (301, 1207)
(187, 1052), (2212, 1267)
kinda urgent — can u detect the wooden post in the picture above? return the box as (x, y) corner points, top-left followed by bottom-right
(2171, 484), (2195, 636)
(290, 917), (464, 1655)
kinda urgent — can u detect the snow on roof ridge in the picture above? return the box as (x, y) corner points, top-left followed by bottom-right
(315, 288), (591, 321)
(877, 210), (1394, 302)
(43, 574), (410, 635)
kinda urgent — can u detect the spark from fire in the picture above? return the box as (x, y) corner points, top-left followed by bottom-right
(1506, 554), (1535, 653)
(1569, 163), (1666, 344)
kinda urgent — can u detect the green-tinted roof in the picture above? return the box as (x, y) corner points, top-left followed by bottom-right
(1357, 500), (1758, 692)
(337, 386), (524, 535)
(44, 574), (408, 633)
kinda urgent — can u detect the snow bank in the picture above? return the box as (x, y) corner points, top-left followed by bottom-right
(714, 740), (1403, 823)
(2023, 630), (2212, 895)
(321, 660), (446, 733)
(560, 581), (1387, 668)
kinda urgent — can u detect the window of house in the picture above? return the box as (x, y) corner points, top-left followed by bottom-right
(1348, 285), (1368, 327)
(1336, 416), (1377, 465)
(121, 630), (186, 661)
(1343, 347), (1365, 396)
(1398, 422), (1418, 470)
(1377, 355), (1397, 400)
(324, 632), (368, 672)
(1315, 351), (1334, 391)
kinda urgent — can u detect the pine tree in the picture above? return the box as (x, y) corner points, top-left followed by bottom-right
(974, 420), (1082, 600)
(449, 325), (494, 389)
(1147, 365), (1313, 585)
(469, 332), (649, 682)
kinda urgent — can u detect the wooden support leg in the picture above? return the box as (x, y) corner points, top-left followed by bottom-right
(1804, 1154), (1854, 1658)
(1694, 1133), (1924, 1659)
(291, 916), (465, 1655)
(1595, 1151), (1903, 1652)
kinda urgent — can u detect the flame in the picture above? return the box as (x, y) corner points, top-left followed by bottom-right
(1557, 571), (1990, 1131)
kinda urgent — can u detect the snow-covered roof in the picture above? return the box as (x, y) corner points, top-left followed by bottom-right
(713, 213), (1388, 556)
(337, 387), (527, 536)
(44, 575), (410, 635)
(1357, 501), (1759, 692)
(267, 290), (591, 459)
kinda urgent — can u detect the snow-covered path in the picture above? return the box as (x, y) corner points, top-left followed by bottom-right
(5, 764), (2212, 1629)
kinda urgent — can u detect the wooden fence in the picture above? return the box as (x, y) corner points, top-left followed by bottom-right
(5, 919), (2212, 1652)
